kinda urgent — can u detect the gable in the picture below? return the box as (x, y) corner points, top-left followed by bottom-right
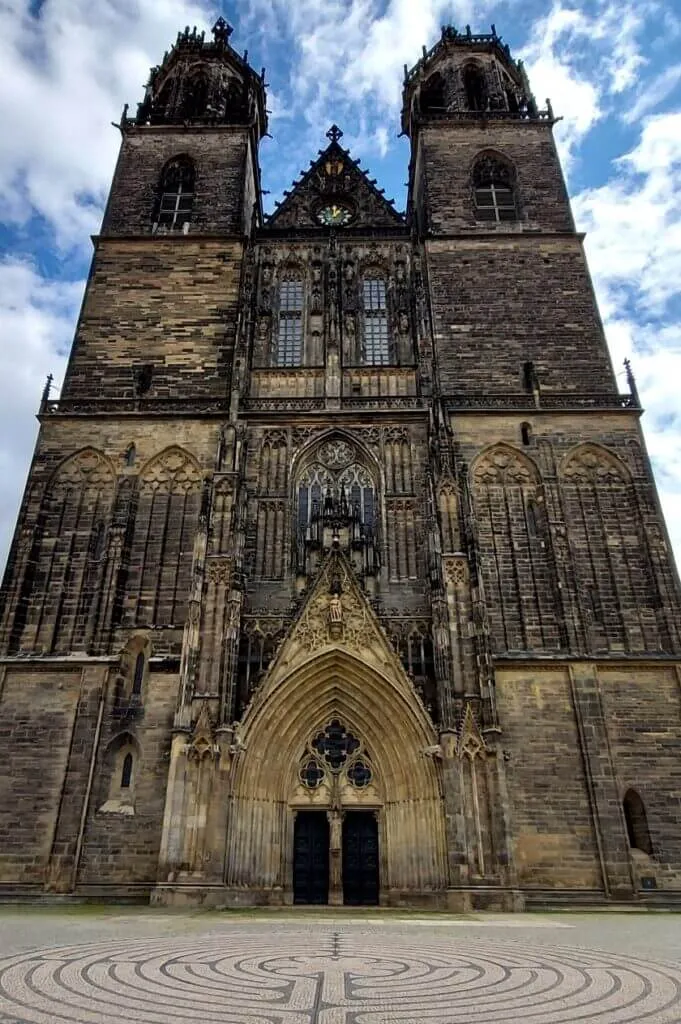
(266, 127), (405, 231)
(252, 550), (415, 698)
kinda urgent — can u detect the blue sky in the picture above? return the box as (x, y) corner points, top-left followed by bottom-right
(1, 0), (680, 572)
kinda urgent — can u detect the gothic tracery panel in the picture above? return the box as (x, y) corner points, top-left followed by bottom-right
(20, 450), (116, 655)
(472, 445), (561, 653)
(560, 444), (661, 652)
(131, 447), (202, 627)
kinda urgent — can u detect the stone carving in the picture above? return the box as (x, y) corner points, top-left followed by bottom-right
(473, 446), (537, 486)
(139, 447), (202, 494)
(457, 703), (486, 759)
(187, 702), (219, 761)
(561, 445), (629, 485)
(52, 449), (115, 492)
(206, 557), (233, 586)
(319, 439), (355, 469)
(444, 557), (468, 587)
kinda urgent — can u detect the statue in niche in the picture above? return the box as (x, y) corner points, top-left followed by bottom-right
(311, 264), (323, 313)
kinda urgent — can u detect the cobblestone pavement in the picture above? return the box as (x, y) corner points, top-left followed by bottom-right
(0, 910), (680, 1022)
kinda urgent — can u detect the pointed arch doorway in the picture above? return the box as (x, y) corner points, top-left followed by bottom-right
(226, 648), (448, 907)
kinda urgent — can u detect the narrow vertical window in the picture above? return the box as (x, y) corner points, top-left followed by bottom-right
(157, 156), (195, 232)
(121, 752), (133, 789)
(623, 789), (653, 855)
(276, 279), (304, 366)
(132, 652), (145, 696)
(362, 278), (390, 365)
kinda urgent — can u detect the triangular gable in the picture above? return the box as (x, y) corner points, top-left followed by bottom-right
(266, 125), (405, 231)
(254, 549), (415, 695)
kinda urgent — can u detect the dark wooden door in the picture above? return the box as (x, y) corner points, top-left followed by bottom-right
(342, 811), (379, 905)
(293, 811), (329, 905)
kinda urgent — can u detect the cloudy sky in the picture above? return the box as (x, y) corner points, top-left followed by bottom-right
(1, 0), (680, 573)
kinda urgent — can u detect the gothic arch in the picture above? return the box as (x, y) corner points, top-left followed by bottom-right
(131, 446), (202, 626)
(471, 443), (562, 652)
(137, 445), (202, 491)
(291, 431), (383, 581)
(227, 648), (447, 896)
(560, 442), (632, 485)
(470, 150), (519, 223)
(559, 443), (659, 652)
(470, 442), (539, 486)
(14, 449), (117, 654)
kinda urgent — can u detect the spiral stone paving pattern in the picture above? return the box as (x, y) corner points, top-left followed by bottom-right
(0, 923), (681, 1024)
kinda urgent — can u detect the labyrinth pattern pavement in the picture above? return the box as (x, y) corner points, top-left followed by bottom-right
(0, 928), (680, 1023)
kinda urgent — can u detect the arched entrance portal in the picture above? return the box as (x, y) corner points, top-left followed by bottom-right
(226, 649), (447, 906)
(293, 717), (381, 905)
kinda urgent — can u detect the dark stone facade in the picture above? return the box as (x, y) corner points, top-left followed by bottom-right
(0, 22), (680, 908)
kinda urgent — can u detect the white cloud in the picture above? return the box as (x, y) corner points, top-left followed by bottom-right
(0, 259), (81, 565)
(520, 0), (652, 176)
(622, 63), (681, 124)
(572, 110), (681, 564)
(0, 0), (213, 250)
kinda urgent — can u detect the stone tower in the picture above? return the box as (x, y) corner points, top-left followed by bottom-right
(0, 21), (680, 909)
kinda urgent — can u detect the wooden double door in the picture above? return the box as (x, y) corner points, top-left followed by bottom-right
(292, 810), (379, 905)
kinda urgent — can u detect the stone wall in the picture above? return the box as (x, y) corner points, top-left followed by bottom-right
(60, 239), (243, 402)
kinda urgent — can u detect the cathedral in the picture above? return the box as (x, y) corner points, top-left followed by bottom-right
(1, 17), (680, 910)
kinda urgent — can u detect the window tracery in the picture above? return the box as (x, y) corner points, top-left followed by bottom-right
(298, 719), (374, 791)
(295, 438), (379, 580)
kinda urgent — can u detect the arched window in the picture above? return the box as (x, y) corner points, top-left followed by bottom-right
(121, 752), (134, 789)
(125, 443), (136, 467)
(473, 155), (517, 223)
(623, 789), (653, 855)
(276, 278), (304, 366)
(463, 64), (488, 111)
(420, 72), (446, 113)
(156, 156), (195, 232)
(362, 277), (391, 365)
(521, 423), (532, 446)
(132, 652), (145, 696)
(181, 72), (209, 119)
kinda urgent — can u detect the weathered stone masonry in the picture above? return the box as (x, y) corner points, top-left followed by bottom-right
(0, 20), (680, 908)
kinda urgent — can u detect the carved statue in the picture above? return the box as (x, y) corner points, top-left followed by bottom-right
(329, 594), (343, 624)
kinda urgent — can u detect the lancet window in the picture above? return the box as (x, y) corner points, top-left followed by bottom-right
(361, 277), (391, 365)
(156, 156), (195, 232)
(276, 278), (304, 366)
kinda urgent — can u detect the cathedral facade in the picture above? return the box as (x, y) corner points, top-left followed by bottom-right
(1, 19), (680, 909)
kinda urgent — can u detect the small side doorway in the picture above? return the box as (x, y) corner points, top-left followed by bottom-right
(342, 811), (379, 905)
(293, 811), (330, 904)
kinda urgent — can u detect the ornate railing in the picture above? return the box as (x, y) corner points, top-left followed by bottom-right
(42, 397), (230, 416)
(443, 392), (639, 412)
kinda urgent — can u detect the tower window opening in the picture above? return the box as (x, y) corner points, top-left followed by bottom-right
(156, 156), (195, 232)
(521, 422), (532, 446)
(463, 65), (488, 112)
(132, 651), (145, 696)
(362, 278), (391, 365)
(473, 155), (517, 223)
(276, 279), (304, 366)
(623, 789), (653, 855)
(121, 752), (133, 789)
